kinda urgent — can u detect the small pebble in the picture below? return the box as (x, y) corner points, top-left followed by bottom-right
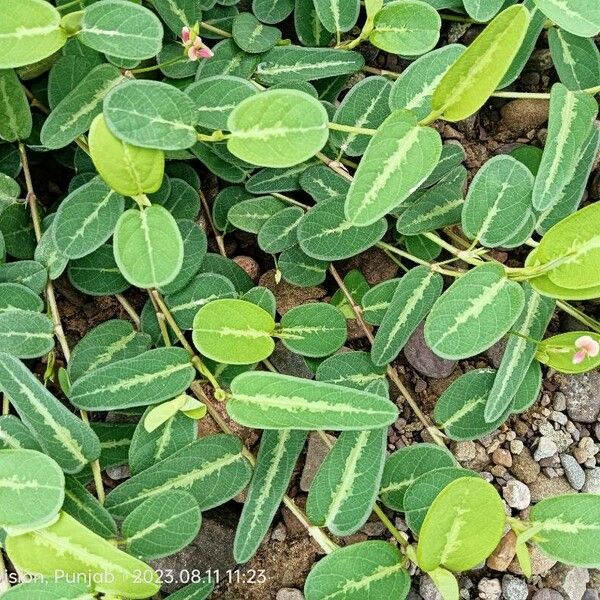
(503, 479), (531, 510)
(582, 467), (600, 493)
(276, 589), (304, 600)
(510, 440), (524, 455)
(560, 454), (585, 490)
(478, 578), (502, 600)
(501, 574), (528, 600)
(534, 437), (558, 461)
(493, 448), (513, 468)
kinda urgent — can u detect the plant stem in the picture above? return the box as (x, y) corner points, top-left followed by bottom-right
(115, 294), (141, 330)
(328, 122), (378, 136)
(199, 190), (227, 256)
(362, 66), (401, 79)
(376, 241), (463, 277)
(438, 12), (476, 23)
(200, 21), (233, 38)
(130, 55), (186, 74)
(271, 192), (310, 210)
(56, 0), (84, 10)
(18, 143), (106, 504)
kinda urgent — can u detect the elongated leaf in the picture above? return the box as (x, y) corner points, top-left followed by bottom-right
(89, 115), (165, 198)
(104, 80), (198, 151)
(461, 155), (534, 247)
(69, 347), (195, 411)
(227, 89), (329, 168)
(258, 206), (304, 254)
(316, 351), (388, 395)
(313, 0), (359, 33)
(113, 206), (184, 289)
(463, 0), (504, 21)
(0, 352), (100, 473)
(68, 244), (130, 296)
(0, 69), (32, 142)
(235, 429), (307, 562)
(227, 196), (286, 234)
(0, 582), (94, 599)
(255, 46), (364, 84)
(533, 0), (600, 36)
(304, 541), (410, 600)
(417, 477), (506, 572)
(0, 415), (41, 451)
(153, 0), (202, 34)
(295, 0), (333, 46)
(0, 0), (67, 69)
(431, 5), (530, 122)
(0, 309), (54, 359)
(380, 443), (456, 510)
(345, 110), (442, 226)
(248, 161), (317, 193)
(536, 331), (600, 374)
(0, 449), (64, 532)
(361, 278), (400, 326)
(372, 266), (443, 366)
(307, 427), (386, 536)
(485, 284), (554, 422)
(0, 261), (47, 294)
(254, 0), (294, 23)
(548, 28), (600, 91)
(298, 197), (386, 260)
(530, 494), (600, 567)
(228, 371), (399, 430)
(532, 84), (597, 212)
(6, 512), (160, 599)
(233, 12), (281, 53)
(279, 245), (328, 286)
(424, 263), (525, 360)
(79, 0), (164, 60)
(123, 490), (201, 560)
(300, 163), (349, 203)
(41, 64), (124, 149)
(105, 434), (252, 517)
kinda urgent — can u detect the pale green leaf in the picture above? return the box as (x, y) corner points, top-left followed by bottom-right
(227, 196), (287, 233)
(0, 581), (94, 600)
(536, 331), (600, 374)
(463, 0), (504, 21)
(313, 0), (360, 33)
(533, 0), (600, 36)
(258, 206), (304, 254)
(0, 309), (55, 359)
(0, 69), (32, 142)
(233, 12), (281, 53)
(548, 28), (600, 91)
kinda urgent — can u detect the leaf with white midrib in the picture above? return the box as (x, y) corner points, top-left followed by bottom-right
(0, 415), (41, 451)
(0, 310), (55, 359)
(235, 429), (307, 563)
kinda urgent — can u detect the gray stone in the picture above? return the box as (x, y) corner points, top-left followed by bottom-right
(560, 372), (600, 423)
(553, 392), (567, 411)
(560, 454), (586, 490)
(582, 467), (600, 493)
(276, 589), (304, 600)
(582, 591), (599, 600)
(403, 322), (457, 379)
(270, 341), (314, 379)
(502, 480), (530, 510)
(539, 422), (573, 452)
(479, 578), (502, 600)
(529, 474), (572, 502)
(501, 574), (528, 600)
(562, 567), (590, 600)
(300, 432), (334, 492)
(420, 574), (443, 600)
(532, 590), (563, 600)
(535, 437), (558, 461)
(453, 440), (477, 462)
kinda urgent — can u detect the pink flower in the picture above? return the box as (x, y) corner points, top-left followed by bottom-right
(181, 26), (191, 44)
(187, 38), (214, 60)
(572, 335), (600, 365)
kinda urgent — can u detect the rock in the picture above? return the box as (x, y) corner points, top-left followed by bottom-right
(509, 546), (556, 576)
(106, 464), (130, 480)
(503, 480), (530, 510)
(233, 255), (260, 282)
(276, 589), (304, 600)
(532, 590), (563, 600)
(259, 269), (326, 316)
(487, 531), (517, 572)
(559, 372), (600, 423)
(479, 578), (502, 600)
(403, 323), (457, 379)
(453, 440), (477, 462)
(501, 99), (550, 134)
(560, 454), (586, 490)
(300, 432), (334, 492)
(150, 506), (238, 594)
(493, 448), (513, 468)
(553, 392), (567, 412)
(510, 448), (540, 484)
(538, 422), (573, 452)
(583, 591), (599, 600)
(562, 567), (590, 600)
(501, 574), (528, 600)
(420, 574), (443, 600)
(270, 341), (314, 379)
(535, 437), (558, 461)
(510, 440), (524, 455)
(582, 467), (600, 493)
(271, 522), (287, 542)
(529, 473), (572, 502)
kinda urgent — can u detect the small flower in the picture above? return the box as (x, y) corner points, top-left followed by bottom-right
(181, 26), (191, 44)
(187, 37), (214, 60)
(572, 335), (600, 365)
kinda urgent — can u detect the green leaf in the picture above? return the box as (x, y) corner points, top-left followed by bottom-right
(0, 69), (32, 142)
(129, 406), (196, 474)
(165, 581), (215, 600)
(548, 28), (600, 91)
(248, 161), (318, 193)
(316, 351), (388, 395)
(345, 110), (442, 226)
(6, 512), (160, 599)
(370, 1), (441, 56)
(235, 429), (307, 562)
(104, 80), (198, 151)
(78, 0), (164, 60)
(89, 114), (165, 198)
(485, 284), (554, 422)
(0, 309), (54, 359)
(68, 347), (195, 411)
(536, 331), (600, 374)
(243, 286), (277, 317)
(68, 244), (130, 296)
(63, 475), (117, 539)
(0, 352), (101, 473)
(532, 84), (598, 212)
(113, 206), (184, 289)
(196, 38), (260, 81)
(227, 196), (287, 234)
(307, 427), (386, 536)
(233, 12), (281, 53)
(186, 75), (257, 131)
(228, 371), (399, 430)
(313, 0), (360, 33)
(509, 361), (542, 414)
(361, 278), (400, 326)
(0, 449), (64, 532)
(389, 45), (465, 122)
(193, 298), (276, 364)
(294, 0), (334, 46)
(227, 89), (329, 168)
(0, 0), (67, 69)
(417, 477), (506, 572)
(304, 541), (410, 600)
(331, 78), (392, 157)
(461, 155), (534, 247)
(372, 266), (443, 367)
(533, 0), (600, 36)
(431, 5), (530, 122)
(253, 0), (294, 23)
(0, 414), (42, 451)
(105, 434), (252, 517)
(53, 176), (124, 259)
(34, 220), (68, 281)
(404, 467), (480, 534)
(199, 253), (254, 292)
(122, 490), (201, 560)
(530, 493), (600, 567)
(0, 581), (94, 600)
(298, 198), (387, 260)
(258, 206), (304, 254)
(255, 46), (364, 84)
(463, 0), (504, 21)
(0, 260), (48, 294)
(279, 245), (328, 286)
(379, 443), (456, 510)
(534, 198), (600, 291)
(0, 201), (36, 259)
(41, 64), (124, 149)
(153, 0), (202, 35)
(279, 303), (347, 358)
(155, 178), (201, 221)
(424, 263), (525, 360)
(428, 568), (459, 600)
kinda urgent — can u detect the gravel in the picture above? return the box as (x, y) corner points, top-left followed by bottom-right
(532, 590), (563, 600)
(560, 372), (600, 423)
(501, 574), (528, 600)
(535, 437), (559, 461)
(276, 589), (304, 600)
(560, 454), (586, 490)
(582, 467), (600, 493)
(562, 567), (590, 600)
(479, 578), (502, 600)
(502, 479), (531, 510)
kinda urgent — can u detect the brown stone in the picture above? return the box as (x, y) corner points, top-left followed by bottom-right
(501, 99), (550, 134)
(492, 447), (513, 468)
(510, 447), (540, 484)
(487, 531), (517, 572)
